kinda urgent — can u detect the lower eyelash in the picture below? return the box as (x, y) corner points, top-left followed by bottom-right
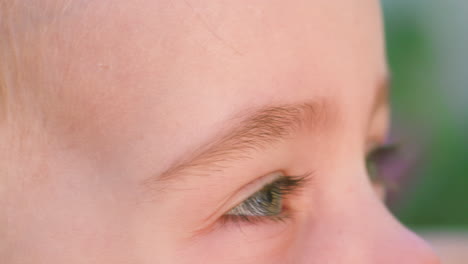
(221, 214), (291, 225)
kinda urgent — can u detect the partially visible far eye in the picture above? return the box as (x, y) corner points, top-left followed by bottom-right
(366, 144), (400, 198)
(224, 175), (307, 222)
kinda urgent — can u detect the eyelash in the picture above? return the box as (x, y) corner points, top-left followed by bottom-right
(221, 174), (310, 225)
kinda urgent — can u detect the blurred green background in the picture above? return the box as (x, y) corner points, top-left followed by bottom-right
(382, 0), (468, 230)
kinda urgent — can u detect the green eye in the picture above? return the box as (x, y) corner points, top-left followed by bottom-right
(226, 181), (284, 217)
(225, 175), (307, 220)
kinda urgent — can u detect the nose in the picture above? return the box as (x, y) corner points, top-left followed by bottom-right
(359, 188), (441, 264)
(371, 218), (441, 264)
(355, 172), (441, 263)
(297, 186), (441, 264)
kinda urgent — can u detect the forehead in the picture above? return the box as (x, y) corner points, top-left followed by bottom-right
(32, 0), (386, 172)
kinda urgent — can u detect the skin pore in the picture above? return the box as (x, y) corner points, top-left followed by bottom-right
(0, 0), (440, 263)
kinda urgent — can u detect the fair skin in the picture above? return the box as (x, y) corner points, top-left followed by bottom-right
(0, 0), (440, 263)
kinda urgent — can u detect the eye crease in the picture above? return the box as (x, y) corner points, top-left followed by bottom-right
(223, 174), (309, 223)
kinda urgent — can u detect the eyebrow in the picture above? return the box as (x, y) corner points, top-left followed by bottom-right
(143, 80), (388, 188)
(143, 100), (331, 187)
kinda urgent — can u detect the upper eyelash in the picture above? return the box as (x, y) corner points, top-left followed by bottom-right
(367, 144), (399, 163)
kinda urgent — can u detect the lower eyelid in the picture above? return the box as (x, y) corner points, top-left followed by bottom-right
(217, 214), (294, 241)
(189, 212), (292, 238)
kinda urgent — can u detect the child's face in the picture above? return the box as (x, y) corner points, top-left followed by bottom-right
(3, 0), (439, 263)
